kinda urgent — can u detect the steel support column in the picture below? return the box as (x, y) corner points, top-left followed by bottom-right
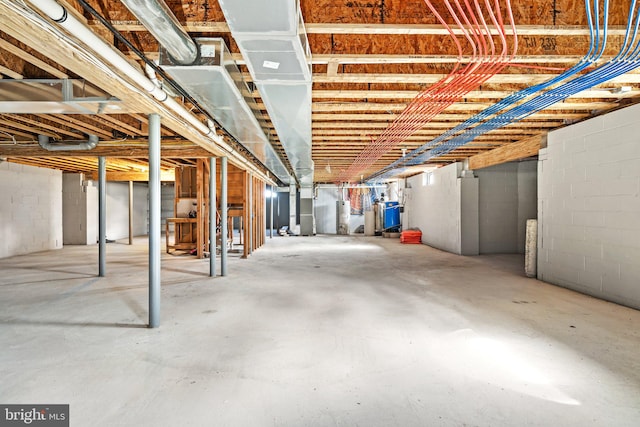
(128, 180), (133, 245)
(98, 156), (106, 277)
(148, 113), (161, 328)
(209, 157), (216, 277)
(248, 173), (253, 255)
(220, 157), (228, 276)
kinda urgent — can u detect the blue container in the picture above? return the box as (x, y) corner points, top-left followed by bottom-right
(383, 201), (400, 230)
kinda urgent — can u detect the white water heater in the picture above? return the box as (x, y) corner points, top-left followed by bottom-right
(336, 200), (350, 235)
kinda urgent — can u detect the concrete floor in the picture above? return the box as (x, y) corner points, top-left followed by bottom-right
(1, 235), (639, 426)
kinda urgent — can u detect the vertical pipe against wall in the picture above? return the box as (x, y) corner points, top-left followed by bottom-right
(148, 113), (161, 328)
(128, 180), (133, 245)
(220, 157), (228, 276)
(98, 156), (106, 277)
(209, 157), (216, 277)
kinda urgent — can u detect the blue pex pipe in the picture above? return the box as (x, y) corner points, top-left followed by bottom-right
(367, 0), (618, 180)
(410, 0), (640, 165)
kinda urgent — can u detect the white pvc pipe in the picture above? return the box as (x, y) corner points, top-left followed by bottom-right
(28, 0), (275, 184)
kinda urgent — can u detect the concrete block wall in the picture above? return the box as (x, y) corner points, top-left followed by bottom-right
(475, 161), (537, 254)
(406, 163), (479, 255)
(517, 161), (538, 252)
(106, 182), (149, 240)
(0, 162), (63, 258)
(62, 173), (98, 245)
(477, 163), (518, 253)
(538, 102), (640, 309)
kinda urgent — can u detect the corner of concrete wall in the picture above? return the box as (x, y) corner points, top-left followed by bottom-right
(405, 163), (465, 254)
(517, 161), (538, 253)
(0, 162), (62, 258)
(63, 173), (90, 245)
(538, 102), (640, 310)
(459, 175), (479, 255)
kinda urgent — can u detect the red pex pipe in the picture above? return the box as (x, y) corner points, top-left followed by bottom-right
(337, 0), (517, 183)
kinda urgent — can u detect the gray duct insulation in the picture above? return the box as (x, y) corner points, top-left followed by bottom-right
(38, 134), (98, 150)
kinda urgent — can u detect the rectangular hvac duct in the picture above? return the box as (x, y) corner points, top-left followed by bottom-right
(0, 79), (123, 114)
(257, 82), (313, 185)
(160, 38), (291, 184)
(218, 0), (314, 187)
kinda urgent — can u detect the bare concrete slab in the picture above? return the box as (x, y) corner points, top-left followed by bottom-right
(1, 235), (639, 426)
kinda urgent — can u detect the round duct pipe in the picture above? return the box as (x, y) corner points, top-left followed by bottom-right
(38, 134), (99, 151)
(119, 0), (199, 65)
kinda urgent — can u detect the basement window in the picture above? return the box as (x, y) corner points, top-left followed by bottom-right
(422, 172), (434, 186)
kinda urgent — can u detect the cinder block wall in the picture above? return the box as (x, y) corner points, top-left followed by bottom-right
(62, 173), (97, 245)
(475, 161), (537, 254)
(0, 162), (62, 258)
(106, 182), (149, 240)
(517, 161), (538, 252)
(406, 163), (478, 255)
(538, 103), (640, 309)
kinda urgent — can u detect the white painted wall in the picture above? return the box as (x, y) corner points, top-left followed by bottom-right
(62, 173), (98, 245)
(475, 160), (537, 254)
(314, 185), (364, 234)
(106, 182), (148, 240)
(0, 162), (62, 258)
(315, 185), (339, 234)
(314, 184), (399, 234)
(405, 163), (478, 255)
(538, 103), (640, 309)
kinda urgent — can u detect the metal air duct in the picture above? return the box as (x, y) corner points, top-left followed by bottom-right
(119, 0), (198, 65)
(159, 38), (291, 184)
(0, 79), (122, 114)
(38, 134), (99, 151)
(218, 0), (314, 188)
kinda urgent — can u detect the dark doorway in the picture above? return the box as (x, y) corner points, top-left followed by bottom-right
(266, 191), (290, 230)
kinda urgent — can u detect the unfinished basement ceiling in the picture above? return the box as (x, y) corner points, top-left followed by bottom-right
(1, 0), (639, 183)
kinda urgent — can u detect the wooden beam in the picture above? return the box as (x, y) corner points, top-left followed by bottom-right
(305, 23), (629, 36)
(311, 113), (586, 121)
(308, 73), (640, 85)
(0, 38), (67, 79)
(312, 121), (563, 129)
(310, 101), (615, 112)
(0, 144), (215, 158)
(104, 21), (629, 37)
(0, 65), (23, 79)
(309, 54), (588, 65)
(468, 134), (546, 170)
(88, 170), (176, 181)
(312, 89), (640, 100)
(105, 21), (229, 33)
